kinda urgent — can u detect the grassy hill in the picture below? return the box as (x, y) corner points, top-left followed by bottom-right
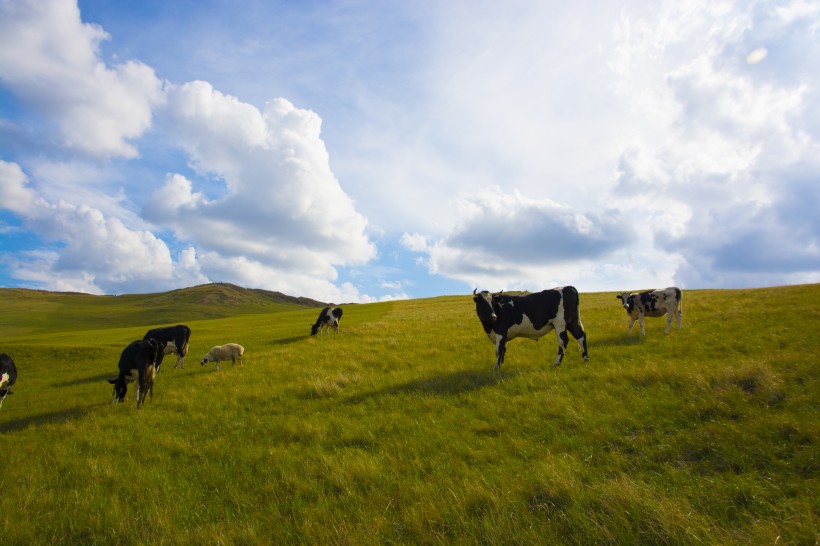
(0, 282), (327, 337)
(0, 284), (817, 544)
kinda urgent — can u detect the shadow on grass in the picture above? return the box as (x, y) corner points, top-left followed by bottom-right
(346, 369), (514, 404)
(270, 336), (306, 345)
(52, 373), (114, 387)
(0, 406), (91, 433)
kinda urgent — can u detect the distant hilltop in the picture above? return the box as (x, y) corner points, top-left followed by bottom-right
(0, 282), (330, 336)
(132, 282), (329, 309)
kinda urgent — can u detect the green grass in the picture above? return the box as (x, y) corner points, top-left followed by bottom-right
(1, 286), (818, 544)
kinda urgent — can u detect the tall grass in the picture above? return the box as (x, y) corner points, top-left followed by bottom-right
(0, 286), (818, 544)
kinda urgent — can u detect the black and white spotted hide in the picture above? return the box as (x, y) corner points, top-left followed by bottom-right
(473, 286), (589, 370)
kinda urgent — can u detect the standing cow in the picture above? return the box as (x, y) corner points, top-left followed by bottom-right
(311, 307), (343, 336)
(107, 339), (160, 409)
(473, 286), (589, 370)
(616, 287), (682, 335)
(0, 353), (17, 410)
(143, 325), (191, 371)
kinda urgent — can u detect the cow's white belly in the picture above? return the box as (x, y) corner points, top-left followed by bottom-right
(507, 316), (554, 340)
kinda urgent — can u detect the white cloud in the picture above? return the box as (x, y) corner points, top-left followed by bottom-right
(412, 188), (636, 290)
(399, 232), (429, 252)
(142, 81), (377, 299)
(0, 160), (40, 215)
(0, 0), (162, 157)
(0, 160), (207, 294)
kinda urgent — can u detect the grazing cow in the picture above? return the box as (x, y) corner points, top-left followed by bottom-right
(0, 353), (17, 410)
(473, 287), (589, 370)
(616, 287), (682, 335)
(107, 339), (160, 409)
(311, 306), (343, 336)
(143, 325), (191, 371)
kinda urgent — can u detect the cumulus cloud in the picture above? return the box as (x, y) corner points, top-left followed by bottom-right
(606, 0), (820, 288)
(0, 0), (162, 157)
(141, 81), (377, 299)
(0, 161), (207, 294)
(409, 188), (636, 290)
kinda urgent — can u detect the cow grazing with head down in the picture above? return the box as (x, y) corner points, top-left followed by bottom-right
(311, 307), (343, 336)
(473, 286), (589, 370)
(143, 325), (191, 371)
(0, 353), (17, 410)
(107, 339), (160, 408)
(616, 287), (682, 335)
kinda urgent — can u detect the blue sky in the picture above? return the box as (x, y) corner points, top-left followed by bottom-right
(1, 0), (819, 302)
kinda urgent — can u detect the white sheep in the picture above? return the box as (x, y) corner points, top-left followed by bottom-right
(200, 343), (245, 371)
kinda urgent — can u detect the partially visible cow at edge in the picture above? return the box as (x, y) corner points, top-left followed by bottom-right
(616, 287), (682, 335)
(107, 339), (160, 409)
(143, 325), (191, 371)
(0, 353), (17, 410)
(473, 286), (589, 370)
(311, 307), (343, 336)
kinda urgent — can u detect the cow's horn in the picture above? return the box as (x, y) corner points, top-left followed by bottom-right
(473, 288), (477, 295)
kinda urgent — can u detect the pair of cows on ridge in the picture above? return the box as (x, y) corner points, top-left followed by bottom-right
(108, 306), (344, 408)
(473, 286), (682, 370)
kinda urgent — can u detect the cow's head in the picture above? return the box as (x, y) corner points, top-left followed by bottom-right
(616, 292), (635, 312)
(107, 370), (137, 403)
(473, 289), (498, 325)
(310, 323), (320, 336)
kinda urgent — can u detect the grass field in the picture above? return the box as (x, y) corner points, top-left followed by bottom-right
(0, 285), (818, 544)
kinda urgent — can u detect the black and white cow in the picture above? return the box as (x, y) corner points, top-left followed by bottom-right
(107, 339), (160, 408)
(311, 307), (343, 336)
(143, 325), (191, 371)
(473, 286), (589, 370)
(0, 353), (17, 410)
(616, 287), (682, 335)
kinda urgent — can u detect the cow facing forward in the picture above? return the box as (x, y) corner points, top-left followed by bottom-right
(473, 287), (589, 370)
(107, 339), (160, 408)
(143, 325), (191, 371)
(616, 287), (682, 335)
(311, 307), (343, 336)
(0, 353), (17, 410)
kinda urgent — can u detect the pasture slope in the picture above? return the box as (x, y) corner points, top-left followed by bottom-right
(0, 285), (817, 544)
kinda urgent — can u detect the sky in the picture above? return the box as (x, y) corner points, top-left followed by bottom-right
(1, 0), (819, 303)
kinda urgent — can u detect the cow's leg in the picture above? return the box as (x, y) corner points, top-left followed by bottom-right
(627, 317), (636, 335)
(553, 329), (569, 366)
(568, 323), (589, 362)
(676, 306), (682, 330)
(136, 379), (144, 409)
(0, 392), (6, 409)
(639, 312), (646, 336)
(216, 359), (221, 371)
(494, 338), (507, 370)
(664, 311), (674, 334)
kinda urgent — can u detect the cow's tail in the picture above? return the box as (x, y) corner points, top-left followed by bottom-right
(675, 287), (683, 314)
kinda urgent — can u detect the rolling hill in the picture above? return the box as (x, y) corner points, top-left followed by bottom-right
(0, 282), (328, 337)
